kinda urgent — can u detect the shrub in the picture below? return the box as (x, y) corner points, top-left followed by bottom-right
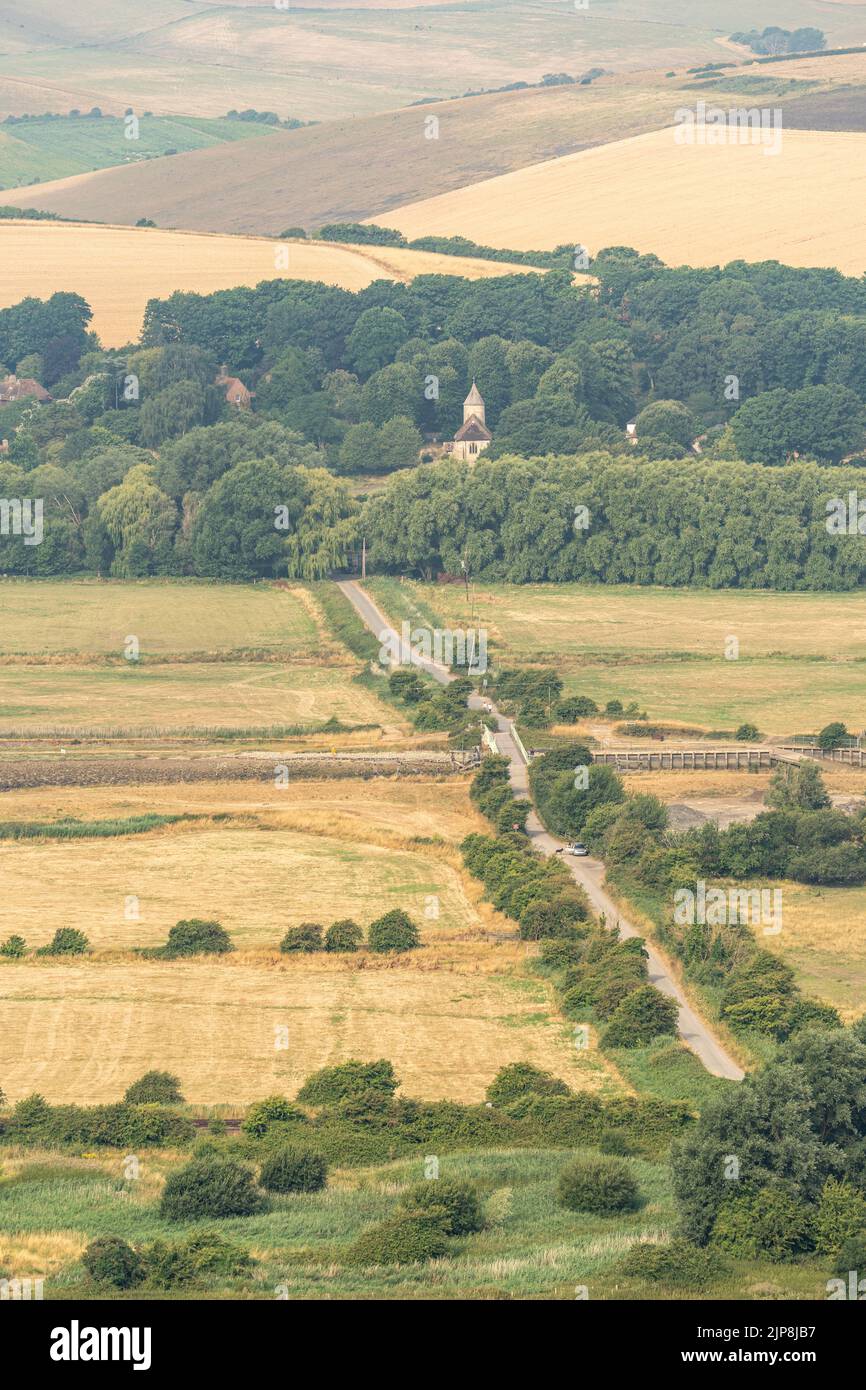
(141, 1230), (252, 1288)
(124, 1070), (184, 1105)
(813, 1178), (866, 1256)
(399, 1180), (484, 1235)
(82, 1236), (145, 1289)
(557, 1155), (639, 1214)
(834, 1232), (866, 1278)
(280, 922), (323, 953)
(599, 1129), (633, 1156)
(346, 1208), (450, 1266)
(183, 1230), (252, 1277)
(602, 985), (680, 1048)
(818, 721), (848, 751)
(619, 1238), (726, 1289)
(159, 1157), (267, 1221)
(368, 910), (420, 953)
(35, 927), (88, 956)
(555, 696), (598, 721)
(141, 1239), (195, 1288)
(736, 723), (761, 742)
(325, 919), (363, 952)
(259, 1146), (327, 1194)
(0, 934), (26, 957)
(242, 1095), (306, 1136)
(296, 1059), (399, 1105)
(486, 1063), (571, 1108)
(712, 1185), (812, 1261)
(152, 919), (233, 958)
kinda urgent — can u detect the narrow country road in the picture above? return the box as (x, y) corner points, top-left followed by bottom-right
(337, 579), (745, 1082)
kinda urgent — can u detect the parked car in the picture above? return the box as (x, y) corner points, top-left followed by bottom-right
(566, 842), (589, 856)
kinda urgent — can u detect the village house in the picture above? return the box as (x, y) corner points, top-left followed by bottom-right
(448, 381), (492, 460)
(0, 375), (51, 407)
(216, 366), (253, 409)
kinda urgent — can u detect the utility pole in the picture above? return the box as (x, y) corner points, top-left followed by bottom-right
(361, 536), (366, 580)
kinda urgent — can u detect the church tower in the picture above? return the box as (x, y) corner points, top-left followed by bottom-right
(463, 380), (486, 426)
(449, 381), (492, 461)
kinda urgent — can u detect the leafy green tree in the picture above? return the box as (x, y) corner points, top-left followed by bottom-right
(377, 415), (422, 472)
(346, 307), (409, 377)
(634, 399), (696, 449)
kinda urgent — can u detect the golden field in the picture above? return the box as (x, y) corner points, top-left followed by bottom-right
(0, 954), (621, 1106)
(380, 127), (866, 273)
(0, 778), (490, 950)
(0, 580), (327, 658)
(0, 222), (538, 347)
(367, 579), (866, 735)
(0, 775), (620, 1106)
(0, 580), (404, 736)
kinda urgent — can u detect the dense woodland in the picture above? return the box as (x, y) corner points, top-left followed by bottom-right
(2, 248), (866, 584)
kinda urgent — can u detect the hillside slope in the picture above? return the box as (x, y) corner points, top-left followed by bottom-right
(0, 220), (540, 347)
(378, 125), (866, 274)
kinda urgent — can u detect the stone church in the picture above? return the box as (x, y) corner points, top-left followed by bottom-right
(449, 381), (492, 460)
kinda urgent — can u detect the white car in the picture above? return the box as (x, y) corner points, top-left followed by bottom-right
(566, 842), (589, 856)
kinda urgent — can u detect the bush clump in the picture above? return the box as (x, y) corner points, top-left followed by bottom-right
(601, 985), (680, 1048)
(711, 1185), (812, 1261)
(367, 910), (420, 953)
(82, 1236), (146, 1289)
(159, 1157), (267, 1222)
(0, 934), (26, 957)
(241, 1095), (306, 1136)
(259, 1146), (327, 1194)
(619, 1238), (727, 1289)
(35, 928), (88, 956)
(124, 1070), (184, 1105)
(280, 923), (323, 953)
(296, 1059), (399, 1105)
(325, 919), (364, 952)
(486, 1063), (571, 1108)
(346, 1208), (450, 1266)
(399, 1179), (484, 1235)
(557, 1155), (640, 1214)
(149, 919), (233, 958)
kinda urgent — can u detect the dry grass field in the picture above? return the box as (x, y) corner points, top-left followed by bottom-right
(0, 77), (705, 236)
(367, 579), (866, 736)
(762, 882), (866, 1022)
(0, 581), (325, 658)
(0, 955), (621, 1105)
(0, 580), (401, 737)
(0, 662), (395, 735)
(0, 778), (492, 950)
(0, 776), (622, 1104)
(381, 126), (866, 273)
(0, 222), (537, 347)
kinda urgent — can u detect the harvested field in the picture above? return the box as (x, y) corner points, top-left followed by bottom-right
(0, 580), (325, 658)
(0, 221), (539, 347)
(0, 663), (395, 735)
(367, 579), (866, 735)
(381, 126), (866, 275)
(0, 955), (621, 1106)
(0, 777), (491, 950)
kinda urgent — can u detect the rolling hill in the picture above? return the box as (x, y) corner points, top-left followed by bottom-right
(0, 220), (541, 347)
(376, 125), (866, 275)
